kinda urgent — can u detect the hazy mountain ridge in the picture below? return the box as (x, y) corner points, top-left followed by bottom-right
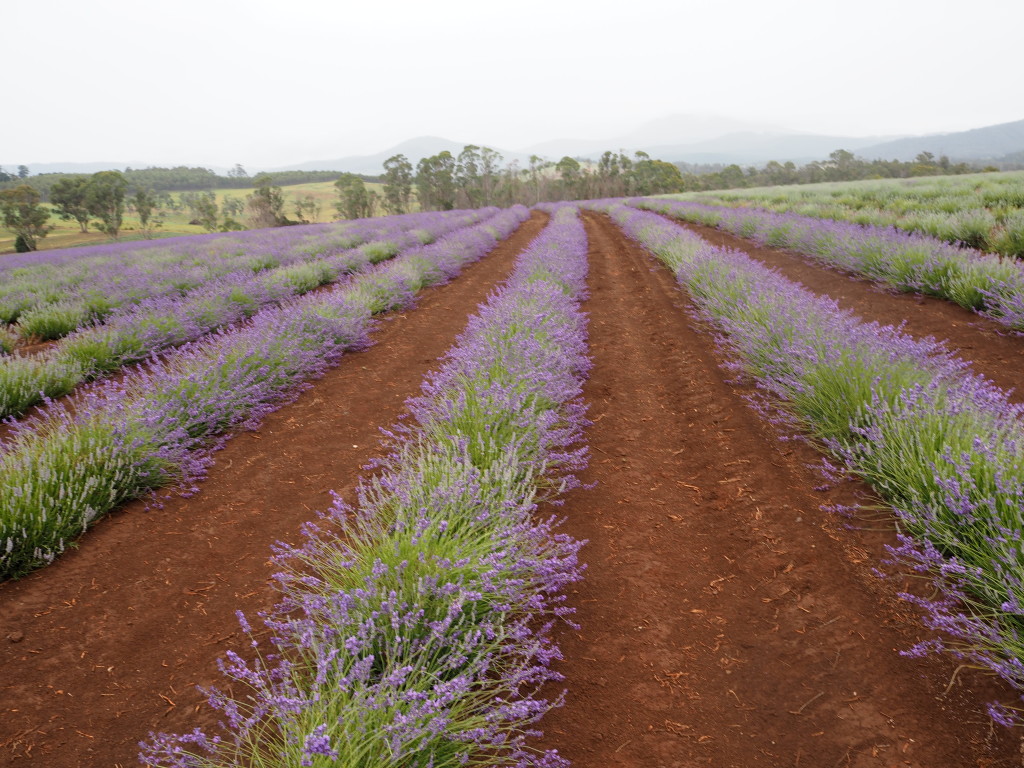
(520, 114), (787, 158)
(261, 137), (537, 175)
(1, 161), (170, 176)
(640, 132), (892, 165)
(518, 114), (904, 164)
(6, 115), (1023, 177)
(273, 115), (1022, 173)
(852, 119), (1024, 162)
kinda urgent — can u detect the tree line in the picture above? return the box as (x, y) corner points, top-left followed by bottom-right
(0, 171), (138, 251)
(0, 165), (366, 197)
(0, 165), (30, 183)
(673, 150), (986, 192)
(0, 170), (331, 252)
(1, 147), (999, 209)
(339, 146), (991, 215)
(5, 146), (993, 252)
(334, 147), (687, 217)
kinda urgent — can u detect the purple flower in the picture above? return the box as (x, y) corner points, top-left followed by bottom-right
(301, 724), (338, 765)
(140, 206), (590, 766)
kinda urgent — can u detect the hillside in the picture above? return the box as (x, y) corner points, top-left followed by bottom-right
(855, 118), (1024, 161)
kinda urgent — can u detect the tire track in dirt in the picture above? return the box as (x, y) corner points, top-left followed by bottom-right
(676, 217), (1024, 401)
(0, 212), (548, 767)
(538, 212), (1020, 767)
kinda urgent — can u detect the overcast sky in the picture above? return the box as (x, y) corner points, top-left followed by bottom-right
(3, 0), (1021, 169)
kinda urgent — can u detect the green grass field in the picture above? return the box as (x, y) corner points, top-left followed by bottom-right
(0, 180), (389, 254)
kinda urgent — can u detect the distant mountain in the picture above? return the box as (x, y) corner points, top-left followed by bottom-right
(270, 115), (831, 174)
(612, 113), (788, 147)
(516, 114), (906, 165)
(641, 132), (901, 166)
(11, 116), (1023, 179)
(996, 149), (1024, 165)
(261, 137), (535, 175)
(1, 161), (149, 176)
(520, 114), (787, 159)
(855, 119), (1024, 162)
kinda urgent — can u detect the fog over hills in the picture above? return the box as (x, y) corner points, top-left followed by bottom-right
(274, 115), (1022, 172)
(641, 133), (890, 165)
(852, 119), (1024, 162)
(6, 115), (1023, 177)
(526, 115), (903, 165)
(5, 160), (163, 176)
(267, 114), (1022, 174)
(265, 137), (536, 175)
(272, 115), (903, 173)
(520, 114), (789, 158)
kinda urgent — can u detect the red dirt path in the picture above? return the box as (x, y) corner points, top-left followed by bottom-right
(0, 212), (548, 767)
(537, 213), (1022, 767)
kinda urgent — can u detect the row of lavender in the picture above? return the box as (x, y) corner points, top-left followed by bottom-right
(0, 212), (480, 343)
(0, 207), (529, 579)
(680, 173), (1024, 258)
(636, 198), (1024, 332)
(141, 206), (590, 767)
(0, 210), (490, 420)
(601, 202), (1024, 726)
(0, 223), (366, 336)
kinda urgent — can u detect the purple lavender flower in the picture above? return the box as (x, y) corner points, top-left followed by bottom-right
(635, 197), (1024, 332)
(0, 207), (530, 579)
(140, 206), (590, 767)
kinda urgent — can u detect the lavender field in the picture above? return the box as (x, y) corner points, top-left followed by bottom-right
(4, 193), (1024, 767)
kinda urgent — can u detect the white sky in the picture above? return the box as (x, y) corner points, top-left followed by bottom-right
(2, 0), (1021, 169)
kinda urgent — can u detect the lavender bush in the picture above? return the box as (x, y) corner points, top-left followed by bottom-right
(0, 326), (16, 355)
(602, 202), (1024, 726)
(636, 197), (1024, 331)
(0, 210), (489, 420)
(140, 207), (590, 767)
(673, 171), (1024, 257)
(0, 211), (473, 339)
(0, 207), (528, 579)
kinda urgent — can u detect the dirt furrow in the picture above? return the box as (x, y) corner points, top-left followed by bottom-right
(675, 217), (1024, 400)
(0, 212), (548, 767)
(538, 212), (1020, 767)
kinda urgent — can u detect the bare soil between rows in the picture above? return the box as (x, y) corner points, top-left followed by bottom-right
(0, 212), (548, 767)
(3, 209), (1024, 768)
(537, 213), (1022, 767)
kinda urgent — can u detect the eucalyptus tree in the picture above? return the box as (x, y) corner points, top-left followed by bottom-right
(84, 171), (128, 238)
(381, 154), (414, 214)
(0, 185), (52, 251)
(479, 146), (503, 206)
(335, 173), (375, 219)
(456, 145), (483, 208)
(50, 175), (92, 232)
(133, 187), (161, 238)
(246, 173), (286, 228)
(556, 156), (582, 200)
(415, 152), (456, 211)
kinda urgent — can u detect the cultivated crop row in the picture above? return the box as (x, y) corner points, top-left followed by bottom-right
(0, 206), (529, 579)
(0, 224), (361, 334)
(142, 206), (591, 767)
(601, 202), (1024, 726)
(0, 211), (480, 340)
(0, 209), (492, 420)
(681, 171), (1024, 256)
(638, 198), (1024, 331)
